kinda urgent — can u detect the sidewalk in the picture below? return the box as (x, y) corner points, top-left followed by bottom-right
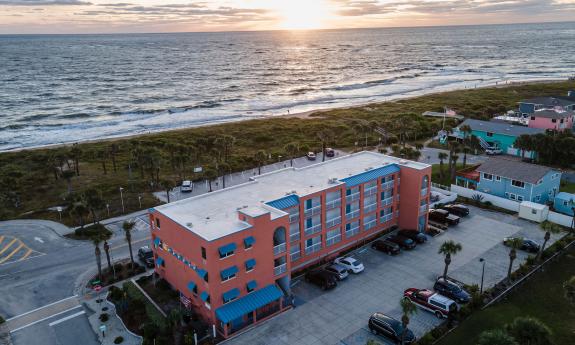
(0, 219), (73, 237)
(85, 294), (142, 345)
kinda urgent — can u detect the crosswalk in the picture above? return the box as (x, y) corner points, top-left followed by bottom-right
(0, 235), (43, 266)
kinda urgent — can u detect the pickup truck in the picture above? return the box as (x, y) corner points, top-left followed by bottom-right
(429, 209), (460, 226)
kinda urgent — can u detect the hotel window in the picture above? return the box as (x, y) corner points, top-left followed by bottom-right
(495, 176), (501, 182)
(511, 180), (525, 188)
(517, 195), (524, 201)
(219, 243), (236, 259)
(245, 258), (256, 272)
(155, 218), (161, 229)
(509, 193), (516, 200)
(220, 266), (238, 282)
(482, 173), (493, 180)
(201, 247), (206, 260)
(246, 280), (257, 293)
(552, 119), (557, 123)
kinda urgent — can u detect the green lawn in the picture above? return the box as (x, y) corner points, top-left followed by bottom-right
(560, 181), (575, 194)
(430, 163), (466, 186)
(436, 247), (575, 345)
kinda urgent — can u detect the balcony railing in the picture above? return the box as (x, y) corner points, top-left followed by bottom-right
(289, 232), (300, 243)
(364, 186), (378, 196)
(420, 204), (428, 214)
(396, 195), (400, 202)
(326, 234), (341, 247)
(304, 205), (322, 216)
(347, 192), (360, 201)
(325, 199), (341, 210)
(382, 181), (394, 190)
(345, 226), (360, 238)
(380, 214), (393, 223)
(273, 243), (286, 256)
(326, 216), (342, 228)
(345, 210), (360, 220)
(290, 251), (301, 262)
(304, 224), (322, 237)
(305, 243), (321, 255)
(364, 203), (377, 214)
(421, 188), (428, 197)
(274, 263), (287, 276)
(289, 214), (300, 223)
(364, 220), (376, 230)
(381, 197), (393, 206)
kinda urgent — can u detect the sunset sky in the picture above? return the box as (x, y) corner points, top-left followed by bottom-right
(1, 0), (574, 34)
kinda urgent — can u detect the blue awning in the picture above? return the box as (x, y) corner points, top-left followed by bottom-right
(266, 195), (299, 210)
(156, 257), (164, 266)
(200, 291), (209, 302)
(341, 164), (400, 187)
(218, 243), (237, 256)
(247, 280), (257, 290)
(245, 258), (256, 270)
(220, 266), (238, 280)
(215, 284), (283, 323)
(187, 281), (196, 292)
(195, 268), (207, 279)
(222, 288), (240, 303)
(153, 237), (161, 246)
(244, 236), (255, 247)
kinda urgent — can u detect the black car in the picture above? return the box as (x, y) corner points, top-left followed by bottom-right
(372, 240), (401, 255)
(441, 204), (470, 217)
(433, 277), (470, 304)
(503, 237), (541, 253)
(397, 230), (428, 244)
(304, 269), (338, 290)
(368, 312), (416, 344)
(138, 246), (154, 268)
(388, 235), (417, 250)
(325, 148), (335, 157)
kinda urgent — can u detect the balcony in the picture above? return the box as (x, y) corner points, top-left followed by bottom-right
(382, 181), (394, 190)
(304, 205), (322, 217)
(325, 199), (341, 210)
(347, 192), (360, 201)
(396, 195), (400, 202)
(326, 234), (341, 247)
(345, 210), (360, 220)
(364, 220), (376, 230)
(305, 243), (321, 255)
(289, 214), (300, 223)
(364, 203), (377, 214)
(290, 251), (301, 262)
(273, 243), (286, 256)
(364, 186), (378, 196)
(325, 216), (342, 228)
(345, 226), (360, 238)
(420, 204), (428, 214)
(274, 263), (287, 276)
(381, 197), (393, 206)
(304, 224), (322, 237)
(380, 214), (393, 223)
(289, 232), (300, 243)
(421, 188), (428, 197)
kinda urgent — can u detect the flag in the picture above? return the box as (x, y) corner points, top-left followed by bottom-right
(180, 293), (192, 309)
(445, 108), (456, 116)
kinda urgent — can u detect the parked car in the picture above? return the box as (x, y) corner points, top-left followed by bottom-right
(387, 235), (417, 250)
(138, 246), (154, 268)
(306, 152), (317, 160)
(368, 312), (416, 344)
(403, 288), (458, 319)
(441, 204), (470, 217)
(181, 180), (192, 193)
(398, 230), (428, 244)
(429, 209), (460, 226)
(433, 277), (470, 304)
(305, 269), (338, 290)
(371, 239), (400, 255)
(324, 263), (349, 280)
(485, 147), (503, 155)
(325, 148), (335, 157)
(334, 256), (365, 274)
(503, 237), (541, 253)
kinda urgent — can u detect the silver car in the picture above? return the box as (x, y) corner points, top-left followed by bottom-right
(325, 263), (349, 280)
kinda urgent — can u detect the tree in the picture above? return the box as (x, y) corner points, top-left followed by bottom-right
(284, 142), (299, 167)
(477, 329), (518, 345)
(61, 170), (76, 194)
(438, 152), (448, 182)
(400, 297), (417, 345)
(317, 129), (334, 162)
(254, 150), (267, 175)
(505, 316), (553, 345)
(159, 180), (175, 203)
(96, 149), (108, 175)
(93, 238), (103, 281)
(70, 201), (89, 228)
(84, 189), (105, 224)
(439, 240), (462, 279)
(450, 154), (460, 183)
(109, 143), (119, 172)
(70, 144), (81, 176)
(103, 240), (113, 275)
(215, 135), (236, 162)
(218, 162), (231, 189)
(564, 276), (575, 305)
(460, 124), (472, 166)
(123, 220), (136, 269)
(204, 168), (218, 192)
(506, 237), (524, 280)
(538, 221), (562, 261)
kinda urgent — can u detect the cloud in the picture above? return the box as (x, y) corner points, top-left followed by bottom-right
(0, 0), (91, 5)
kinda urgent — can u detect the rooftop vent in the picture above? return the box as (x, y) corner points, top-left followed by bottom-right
(186, 222), (193, 228)
(365, 167), (374, 171)
(328, 177), (338, 184)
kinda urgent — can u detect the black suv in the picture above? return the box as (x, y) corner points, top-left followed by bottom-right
(433, 277), (470, 304)
(138, 246), (154, 268)
(388, 235), (417, 250)
(372, 240), (400, 255)
(441, 204), (470, 217)
(503, 237), (540, 253)
(397, 230), (428, 244)
(305, 269), (337, 290)
(368, 312), (416, 344)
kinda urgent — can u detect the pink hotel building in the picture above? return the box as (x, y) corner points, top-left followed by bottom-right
(148, 151), (431, 338)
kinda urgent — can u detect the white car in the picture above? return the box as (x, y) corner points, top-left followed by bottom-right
(306, 152), (317, 161)
(485, 147), (502, 155)
(334, 256), (364, 274)
(181, 180), (193, 193)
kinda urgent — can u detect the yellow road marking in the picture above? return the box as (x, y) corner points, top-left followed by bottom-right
(0, 242), (24, 264)
(0, 238), (18, 255)
(20, 248), (33, 261)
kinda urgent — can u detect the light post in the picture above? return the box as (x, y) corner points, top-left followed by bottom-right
(138, 195), (142, 209)
(479, 258), (486, 295)
(56, 206), (62, 221)
(119, 187), (125, 213)
(106, 203), (110, 217)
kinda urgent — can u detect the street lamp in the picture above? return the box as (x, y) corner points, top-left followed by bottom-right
(119, 187), (125, 213)
(106, 203), (110, 217)
(138, 195), (142, 209)
(56, 206), (62, 221)
(479, 258), (486, 295)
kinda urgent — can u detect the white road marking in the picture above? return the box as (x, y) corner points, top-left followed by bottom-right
(10, 305), (83, 333)
(48, 310), (86, 327)
(6, 295), (78, 321)
(33, 237), (44, 244)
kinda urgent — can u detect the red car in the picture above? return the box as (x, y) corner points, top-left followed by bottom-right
(403, 288), (458, 319)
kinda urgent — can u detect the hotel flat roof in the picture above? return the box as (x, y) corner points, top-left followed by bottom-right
(154, 151), (430, 241)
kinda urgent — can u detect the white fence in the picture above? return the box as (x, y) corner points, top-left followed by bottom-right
(450, 185), (520, 212)
(548, 211), (573, 227)
(430, 186), (458, 208)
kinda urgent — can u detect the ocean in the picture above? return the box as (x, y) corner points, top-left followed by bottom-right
(1, 22), (574, 151)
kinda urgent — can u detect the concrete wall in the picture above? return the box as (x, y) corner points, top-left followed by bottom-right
(451, 184), (520, 212)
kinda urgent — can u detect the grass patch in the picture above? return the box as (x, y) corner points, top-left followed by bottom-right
(560, 180), (575, 194)
(436, 246), (575, 345)
(431, 163), (466, 186)
(65, 223), (112, 241)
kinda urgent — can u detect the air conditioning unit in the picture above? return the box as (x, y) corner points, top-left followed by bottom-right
(328, 177), (338, 184)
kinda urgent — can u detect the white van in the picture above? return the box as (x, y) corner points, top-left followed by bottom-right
(181, 180), (193, 193)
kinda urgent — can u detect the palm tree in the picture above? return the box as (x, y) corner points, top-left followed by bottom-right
(477, 329), (518, 345)
(61, 170), (75, 194)
(538, 221), (562, 261)
(123, 220), (136, 270)
(505, 316), (553, 345)
(438, 240), (463, 279)
(103, 240), (113, 275)
(564, 276), (575, 305)
(70, 201), (89, 228)
(70, 144), (81, 176)
(450, 154), (460, 183)
(85, 189), (105, 224)
(284, 142), (299, 167)
(507, 237), (524, 280)
(254, 150), (267, 175)
(218, 162), (231, 189)
(438, 152), (448, 181)
(317, 129), (334, 162)
(204, 168), (218, 192)
(460, 125), (472, 166)
(159, 179), (175, 203)
(217, 135), (236, 162)
(93, 238), (103, 281)
(400, 297), (417, 345)
(109, 143), (119, 172)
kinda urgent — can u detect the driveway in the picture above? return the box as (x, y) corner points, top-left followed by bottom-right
(225, 206), (561, 345)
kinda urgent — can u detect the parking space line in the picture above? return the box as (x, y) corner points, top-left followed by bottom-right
(48, 310), (86, 327)
(20, 248), (33, 261)
(0, 242), (24, 264)
(0, 238), (17, 255)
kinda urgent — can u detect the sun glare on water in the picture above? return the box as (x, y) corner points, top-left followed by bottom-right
(273, 0), (331, 30)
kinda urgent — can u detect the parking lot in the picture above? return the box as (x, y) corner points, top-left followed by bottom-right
(225, 205), (562, 345)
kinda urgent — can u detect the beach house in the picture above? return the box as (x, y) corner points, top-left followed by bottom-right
(147, 151), (431, 338)
(455, 157), (561, 204)
(527, 109), (574, 131)
(553, 192), (575, 216)
(518, 92), (575, 114)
